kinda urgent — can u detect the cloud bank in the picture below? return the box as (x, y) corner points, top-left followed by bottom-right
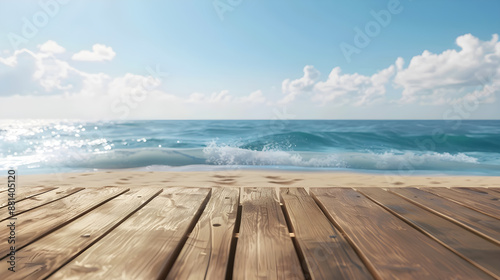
(0, 42), (268, 119)
(0, 34), (499, 119)
(72, 44), (116, 62)
(280, 34), (499, 107)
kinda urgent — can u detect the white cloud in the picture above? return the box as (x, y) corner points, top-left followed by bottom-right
(188, 90), (232, 103)
(77, 72), (111, 97)
(0, 40), (272, 119)
(0, 40), (268, 116)
(0, 48), (71, 94)
(394, 33), (500, 104)
(0, 46), (111, 95)
(281, 64), (395, 106)
(0, 49), (33, 67)
(38, 40), (65, 54)
(108, 73), (160, 97)
(0, 42), (149, 98)
(188, 90), (267, 104)
(240, 90), (266, 104)
(72, 44), (116, 62)
(34, 54), (76, 91)
(280, 34), (500, 107)
(281, 65), (319, 103)
(207, 90), (233, 103)
(395, 57), (404, 71)
(313, 65), (395, 106)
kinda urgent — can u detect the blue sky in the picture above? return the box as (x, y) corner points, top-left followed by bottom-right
(0, 0), (499, 119)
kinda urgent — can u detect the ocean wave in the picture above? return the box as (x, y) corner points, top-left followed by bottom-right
(203, 141), (347, 167)
(2, 120), (500, 174)
(203, 142), (484, 170)
(6, 143), (495, 173)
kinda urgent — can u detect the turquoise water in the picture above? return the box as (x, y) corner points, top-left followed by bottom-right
(1, 120), (499, 175)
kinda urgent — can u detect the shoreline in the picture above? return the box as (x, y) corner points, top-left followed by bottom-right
(18, 170), (500, 189)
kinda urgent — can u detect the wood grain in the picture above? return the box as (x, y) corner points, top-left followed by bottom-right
(490, 188), (500, 194)
(0, 186), (58, 208)
(359, 187), (500, 278)
(280, 188), (373, 280)
(0, 187), (84, 221)
(50, 187), (211, 280)
(167, 188), (239, 280)
(233, 188), (304, 280)
(390, 188), (500, 244)
(0, 188), (161, 280)
(457, 188), (500, 199)
(311, 188), (493, 280)
(423, 188), (500, 219)
(0, 186), (128, 258)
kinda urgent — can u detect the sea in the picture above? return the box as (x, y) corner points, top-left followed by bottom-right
(1, 120), (499, 175)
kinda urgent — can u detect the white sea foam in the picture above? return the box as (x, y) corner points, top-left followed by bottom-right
(0, 141), (488, 173)
(203, 142), (481, 169)
(203, 141), (347, 167)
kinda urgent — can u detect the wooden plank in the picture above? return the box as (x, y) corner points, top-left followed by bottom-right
(0, 187), (84, 221)
(280, 188), (373, 280)
(233, 188), (304, 280)
(423, 188), (500, 219)
(390, 188), (500, 244)
(50, 187), (211, 280)
(459, 187), (500, 199)
(490, 188), (500, 194)
(167, 188), (239, 280)
(359, 187), (500, 278)
(311, 188), (493, 279)
(0, 186), (57, 208)
(0, 188), (161, 280)
(0, 186), (128, 258)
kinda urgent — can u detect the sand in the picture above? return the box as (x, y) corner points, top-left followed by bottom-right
(18, 169), (500, 190)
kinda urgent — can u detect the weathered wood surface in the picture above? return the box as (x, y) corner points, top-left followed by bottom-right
(390, 188), (500, 244)
(490, 188), (500, 194)
(51, 187), (211, 280)
(423, 188), (500, 219)
(233, 188), (304, 280)
(167, 188), (239, 280)
(0, 187), (84, 221)
(359, 187), (500, 278)
(2, 185), (499, 279)
(458, 187), (500, 199)
(0, 188), (161, 280)
(0, 187), (128, 258)
(311, 188), (493, 280)
(280, 188), (373, 280)
(0, 186), (58, 208)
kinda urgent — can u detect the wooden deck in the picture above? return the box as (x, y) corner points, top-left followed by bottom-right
(2, 186), (499, 279)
